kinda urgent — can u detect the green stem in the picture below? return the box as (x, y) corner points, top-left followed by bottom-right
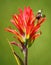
(23, 47), (28, 65)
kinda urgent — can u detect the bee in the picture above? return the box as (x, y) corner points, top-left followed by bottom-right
(36, 10), (42, 20)
(36, 10), (46, 20)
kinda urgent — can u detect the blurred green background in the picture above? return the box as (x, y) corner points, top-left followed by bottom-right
(0, 0), (51, 65)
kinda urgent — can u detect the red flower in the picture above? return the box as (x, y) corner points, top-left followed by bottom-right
(5, 7), (46, 48)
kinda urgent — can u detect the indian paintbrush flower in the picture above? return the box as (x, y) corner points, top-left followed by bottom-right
(5, 7), (46, 65)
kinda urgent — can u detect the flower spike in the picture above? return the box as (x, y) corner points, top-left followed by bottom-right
(5, 7), (46, 47)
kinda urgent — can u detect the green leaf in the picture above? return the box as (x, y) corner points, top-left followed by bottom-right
(7, 39), (24, 65)
(27, 40), (34, 48)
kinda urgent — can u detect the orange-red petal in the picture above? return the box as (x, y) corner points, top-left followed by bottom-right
(31, 32), (41, 40)
(5, 28), (24, 43)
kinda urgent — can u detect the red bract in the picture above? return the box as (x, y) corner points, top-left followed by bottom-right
(5, 7), (46, 48)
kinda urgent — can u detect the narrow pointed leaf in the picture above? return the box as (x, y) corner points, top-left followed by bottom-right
(7, 39), (24, 65)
